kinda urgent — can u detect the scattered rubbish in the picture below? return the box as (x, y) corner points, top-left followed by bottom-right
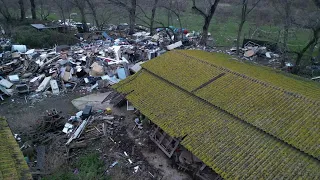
(134, 166), (139, 173)
(63, 123), (74, 134)
(82, 105), (93, 119)
(110, 161), (118, 168)
(50, 80), (60, 95)
(266, 52), (272, 58)
(124, 151), (128, 157)
(0, 79), (13, 88)
(117, 68), (126, 80)
(90, 62), (104, 77)
(36, 76), (52, 92)
(134, 118), (143, 129)
(16, 84), (29, 94)
(30, 74), (45, 83)
(8, 75), (19, 82)
(90, 83), (99, 91)
(130, 62), (144, 73)
(167, 41), (183, 50)
(244, 50), (256, 58)
(311, 76), (320, 81)
(11, 45), (27, 53)
(148, 171), (155, 178)
(0, 85), (13, 96)
(0, 23), (207, 101)
(127, 101), (134, 111)
(66, 119), (88, 145)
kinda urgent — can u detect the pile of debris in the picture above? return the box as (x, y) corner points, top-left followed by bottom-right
(18, 102), (159, 179)
(0, 25), (198, 101)
(227, 39), (288, 68)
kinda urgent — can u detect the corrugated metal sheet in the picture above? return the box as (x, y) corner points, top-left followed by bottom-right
(31, 24), (47, 30)
(113, 50), (320, 179)
(0, 118), (32, 180)
(142, 50), (320, 159)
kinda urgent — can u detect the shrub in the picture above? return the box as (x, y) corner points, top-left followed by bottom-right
(12, 26), (78, 48)
(43, 153), (110, 180)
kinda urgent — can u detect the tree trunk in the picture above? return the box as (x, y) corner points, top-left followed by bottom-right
(150, 0), (159, 35)
(85, 0), (99, 29)
(18, 0), (25, 21)
(129, 0), (137, 35)
(167, 0), (172, 26)
(200, 18), (210, 45)
(316, 45), (320, 62)
(79, 7), (88, 32)
(194, 0), (221, 46)
(61, 10), (66, 32)
(30, 0), (37, 20)
(293, 28), (320, 74)
(281, 0), (290, 67)
(236, 0), (248, 55)
(282, 24), (289, 67)
(236, 21), (245, 55)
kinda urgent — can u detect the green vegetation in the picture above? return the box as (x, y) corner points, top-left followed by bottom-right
(151, 9), (311, 52)
(44, 153), (110, 180)
(12, 26), (78, 48)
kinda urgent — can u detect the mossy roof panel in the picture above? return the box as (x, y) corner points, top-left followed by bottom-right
(141, 50), (320, 160)
(0, 117), (32, 180)
(113, 69), (320, 179)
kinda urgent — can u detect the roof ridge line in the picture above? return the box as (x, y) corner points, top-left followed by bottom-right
(174, 51), (320, 106)
(141, 67), (319, 161)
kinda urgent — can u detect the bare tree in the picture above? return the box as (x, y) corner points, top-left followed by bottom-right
(314, 0), (320, 7)
(316, 45), (320, 62)
(293, 27), (320, 73)
(18, 0), (25, 21)
(54, 0), (66, 25)
(38, 0), (51, 20)
(108, 0), (137, 35)
(150, 0), (159, 35)
(167, 0), (173, 26)
(136, 0), (159, 35)
(0, 0), (13, 22)
(69, 0), (89, 32)
(271, 0), (293, 67)
(85, 0), (99, 29)
(291, 0), (320, 74)
(30, 0), (37, 19)
(236, 0), (261, 55)
(192, 0), (221, 45)
(161, 1), (184, 41)
(97, 3), (116, 28)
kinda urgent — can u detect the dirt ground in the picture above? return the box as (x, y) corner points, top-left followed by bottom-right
(0, 90), (192, 180)
(0, 92), (82, 133)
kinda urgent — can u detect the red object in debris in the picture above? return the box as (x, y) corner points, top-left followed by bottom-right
(104, 58), (112, 62)
(183, 29), (189, 34)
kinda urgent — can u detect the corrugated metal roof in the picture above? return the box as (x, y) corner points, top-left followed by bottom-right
(0, 117), (32, 180)
(113, 50), (320, 179)
(31, 24), (47, 30)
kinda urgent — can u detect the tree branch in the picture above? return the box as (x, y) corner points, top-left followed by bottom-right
(137, 4), (151, 21)
(314, 0), (320, 9)
(108, 0), (130, 11)
(191, 0), (207, 18)
(246, 0), (261, 15)
(136, 16), (151, 26)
